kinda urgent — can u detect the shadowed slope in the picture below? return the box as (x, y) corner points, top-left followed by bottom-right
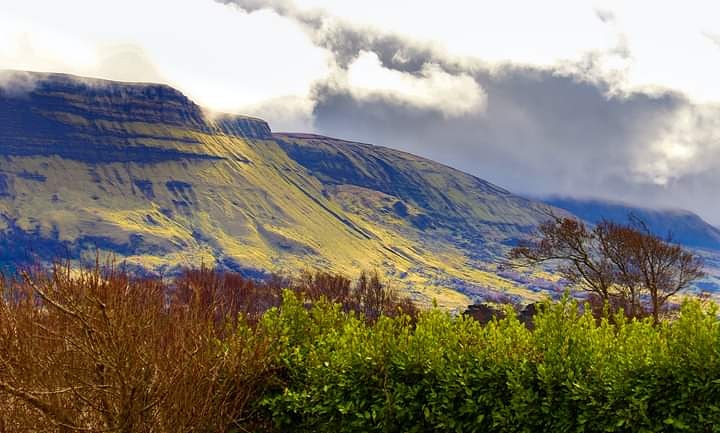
(544, 197), (720, 250)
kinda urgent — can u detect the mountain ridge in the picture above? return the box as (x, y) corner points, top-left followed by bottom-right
(0, 70), (566, 307)
(1, 70), (718, 305)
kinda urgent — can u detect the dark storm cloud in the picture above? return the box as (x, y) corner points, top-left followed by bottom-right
(310, 68), (720, 220)
(217, 0), (720, 224)
(310, 68), (679, 195)
(217, 0), (438, 73)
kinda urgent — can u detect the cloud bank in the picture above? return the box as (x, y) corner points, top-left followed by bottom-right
(0, 0), (331, 129)
(218, 0), (720, 223)
(343, 51), (486, 116)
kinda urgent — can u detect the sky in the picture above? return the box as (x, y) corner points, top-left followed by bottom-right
(2, 0), (720, 223)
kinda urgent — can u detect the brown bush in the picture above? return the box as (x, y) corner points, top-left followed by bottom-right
(291, 269), (418, 322)
(174, 264), (283, 325)
(0, 262), (276, 432)
(0, 261), (418, 431)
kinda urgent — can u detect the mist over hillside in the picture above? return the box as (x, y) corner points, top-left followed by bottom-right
(543, 197), (720, 250)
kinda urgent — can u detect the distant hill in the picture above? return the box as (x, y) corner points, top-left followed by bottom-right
(543, 197), (720, 251)
(0, 71), (566, 307)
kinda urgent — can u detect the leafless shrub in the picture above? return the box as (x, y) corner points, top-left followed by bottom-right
(0, 262), (276, 432)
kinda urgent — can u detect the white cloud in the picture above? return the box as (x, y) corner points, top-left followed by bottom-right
(633, 105), (720, 185)
(265, 0), (618, 71)
(0, 70), (41, 95)
(0, 0), (332, 113)
(241, 0), (720, 105)
(5, 0), (720, 112)
(344, 51), (486, 116)
(582, 1), (720, 103)
(238, 95), (317, 132)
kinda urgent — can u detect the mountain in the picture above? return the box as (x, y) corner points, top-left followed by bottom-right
(0, 71), (563, 307)
(543, 197), (720, 251)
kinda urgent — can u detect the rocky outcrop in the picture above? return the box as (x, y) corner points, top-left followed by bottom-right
(0, 72), (272, 162)
(0, 72), (207, 128)
(214, 115), (272, 140)
(0, 72), (218, 162)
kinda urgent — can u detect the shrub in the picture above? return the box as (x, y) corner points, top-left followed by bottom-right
(0, 264), (276, 432)
(2, 263), (718, 432)
(262, 295), (720, 433)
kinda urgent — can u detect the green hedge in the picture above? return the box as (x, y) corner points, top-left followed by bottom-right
(256, 292), (720, 433)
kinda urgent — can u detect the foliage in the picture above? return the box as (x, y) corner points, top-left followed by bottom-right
(262, 295), (720, 433)
(1, 263), (719, 432)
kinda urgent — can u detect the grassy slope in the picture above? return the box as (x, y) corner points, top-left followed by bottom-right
(0, 73), (561, 307)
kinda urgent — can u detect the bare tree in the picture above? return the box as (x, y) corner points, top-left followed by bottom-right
(595, 220), (645, 317)
(628, 222), (705, 324)
(509, 215), (616, 301)
(510, 214), (704, 322)
(353, 270), (413, 322)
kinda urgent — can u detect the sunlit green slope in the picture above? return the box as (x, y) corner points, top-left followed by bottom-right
(0, 71), (559, 307)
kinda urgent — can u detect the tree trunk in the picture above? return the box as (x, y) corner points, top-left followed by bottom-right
(651, 291), (660, 325)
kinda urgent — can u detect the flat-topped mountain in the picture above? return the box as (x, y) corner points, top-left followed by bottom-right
(2, 71), (718, 305)
(0, 71), (565, 307)
(0, 71), (271, 162)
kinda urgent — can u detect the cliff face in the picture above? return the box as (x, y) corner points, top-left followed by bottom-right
(0, 72), (272, 162)
(215, 115), (273, 139)
(0, 71), (566, 306)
